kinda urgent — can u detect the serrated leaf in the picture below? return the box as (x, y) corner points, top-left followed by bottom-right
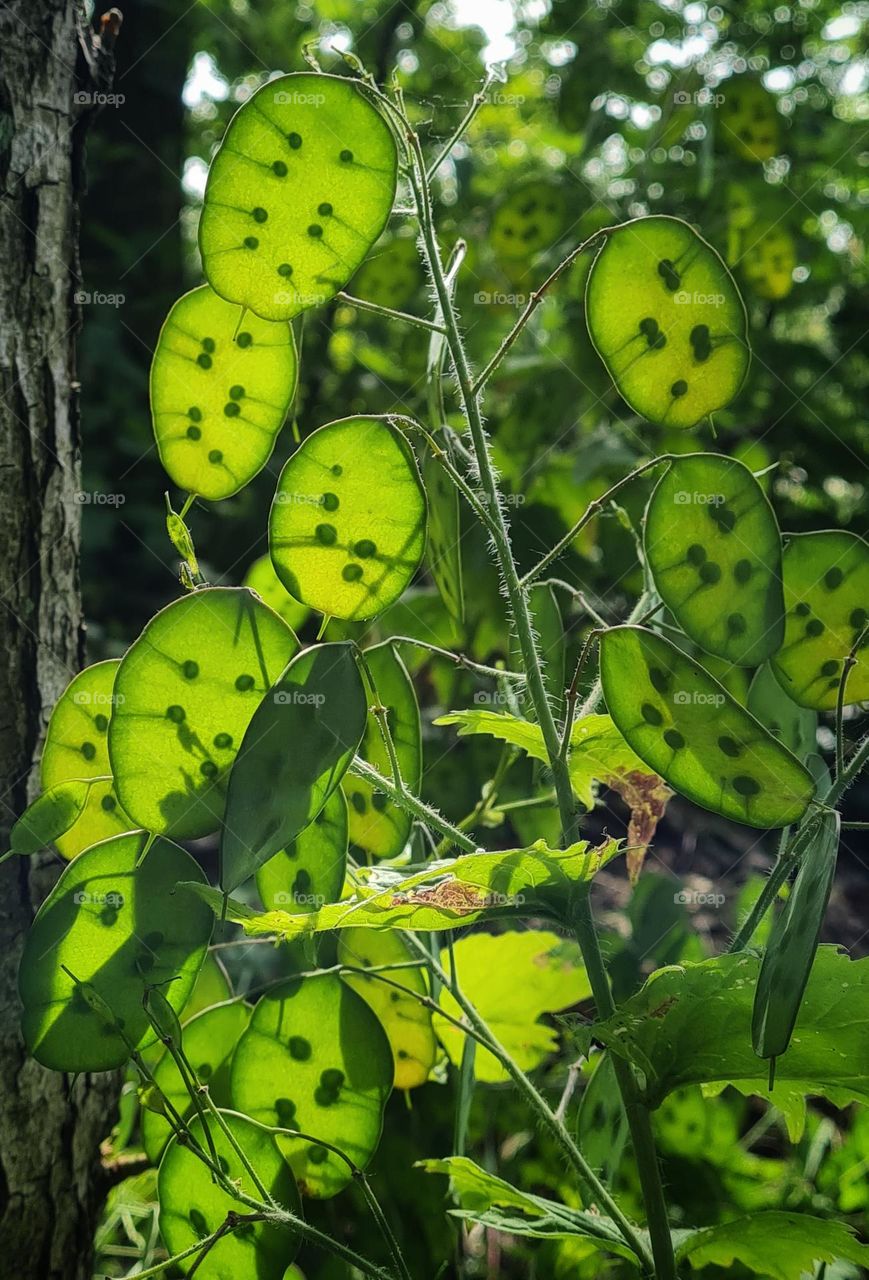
(256, 787), (347, 914)
(344, 642), (422, 859)
(40, 659), (132, 858)
(677, 1212), (869, 1277)
(220, 642), (366, 892)
(158, 1112), (299, 1279)
(200, 73), (397, 321)
(338, 928), (436, 1090)
(586, 216), (749, 429)
(230, 973), (393, 1197)
(771, 530), (869, 710)
(597, 947), (869, 1111)
(645, 453), (784, 665)
(269, 416), (427, 622)
(109, 587), (298, 840)
(181, 838), (622, 939)
(599, 625), (814, 827)
(18, 832), (213, 1072)
(435, 930), (592, 1083)
(150, 285), (297, 500)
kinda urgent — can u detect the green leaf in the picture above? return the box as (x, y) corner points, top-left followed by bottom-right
(678, 1212), (869, 1277)
(158, 1112), (299, 1279)
(419, 1156), (642, 1265)
(18, 832), (213, 1072)
(422, 430), (464, 626)
(599, 626), (815, 827)
(752, 810), (840, 1062)
(338, 927), (437, 1090)
(10, 780), (92, 856)
(230, 973), (393, 1198)
(150, 285), (298, 500)
(586, 216), (749, 429)
(436, 930), (592, 1083)
(597, 947), (869, 1110)
(644, 453), (784, 665)
(142, 1002), (249, 1163)
(344, 642), (421, 859)
(269, 416), (427, 621)
(771, 530), (869, 709)
(256, 787), (348, 914)
(40, 659), (132, 859)
(181, 838), (622, 939)
(747, 661), (817, 759)
(109, 587), (298, 841)
(243, 552), (310, 632)
(220, 642), (366, 892)
(577, 1053), (629, 1185)
(200, 73), (397, 321)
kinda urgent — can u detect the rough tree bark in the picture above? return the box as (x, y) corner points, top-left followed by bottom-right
(0, 4), (120, 1277)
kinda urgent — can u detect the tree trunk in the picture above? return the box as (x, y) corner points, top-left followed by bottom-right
(0, 4), (119, 1276)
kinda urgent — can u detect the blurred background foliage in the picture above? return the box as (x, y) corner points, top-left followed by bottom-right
(81, 2), (868, 1275)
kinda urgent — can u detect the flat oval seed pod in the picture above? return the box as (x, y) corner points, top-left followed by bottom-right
(752, 807), (841, 1064)
(344, 642), (421, 860)
(256, 785), (348, 913)
(599, 626), (815, 828)
(771, 530), (869, 710)
(230, 974), (393, 1198)
(109, 587), (298, 840)
(338, 928), (437, 1090)
(243, 552), (310, 632)
(586, 216), (749, 429)
(644, 453), (784, 665)
(491, 181), (568, 265)
(719, 77), (780, 162)
(423, 430), (464, 626)
(748, 663), (817, 760)
(150, 285), (298, 500)
(200, 73), (397, 322)
(142, 1002), (250, 1163)
(269, 416), (427, 621)
(158, 1112), (299, 1280)
(11, 781), (92, 856)
(220, 642), (367, 892)
(41, 659), (132, 859)
(18, 832), (213, 1072)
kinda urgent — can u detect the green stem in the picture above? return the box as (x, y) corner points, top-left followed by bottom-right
(385, 634), (525, 683)
(729, 825), (796, 953)
(348, 757), (478, 853)
(336, 290), (447, 333)
(426, 69), (498, 181)
(825, 732), (869, 806)
(129, 1216), (267, 1280)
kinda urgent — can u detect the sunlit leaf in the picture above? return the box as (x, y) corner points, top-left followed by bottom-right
(109, 587), (298, 840)
(142, 1002), (250, 1163)
(18, 832), (212, 1072)
(181, 839), (622, 939)
(599, 626), (814, 827)
(338, 928), (436, 1090)
(150, 285), (297, 500)
(586, 216), (749, 429)
(256, 787), (348, 914)
(158, 1112), (299, 1278)
(269, 416), (427, 621)
(677, 1213), (869, 1278)
(344, 642), (421, 859)
(230, 973), (393, 1197)
(435, 930), (592, 1083)
(220, 642), (366, 892)
(771, 530), (869, 709)
(747, 662), (816, 759)
(40, 659), (132, 859)
(200, 73), (397, 321)
(644, 453), (784, 665)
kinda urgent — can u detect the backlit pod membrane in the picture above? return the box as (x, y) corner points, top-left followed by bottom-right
(600, 626), (815, 829)
(243, 551), (310, 632)
(586, 216), (749, 429)
(18, 832), (213, 1072)
(644, 454), (784, 666)
(269, 416), (427, 621)
(40, 659), (133, 859)
(200, 73), (398, 321)
(108, 587), (298, 840)
(718, 77), (781, 163)
(150, 285), (297, 500)
(491, 182), (569, 265)
(230, 973), (393, 1198)
(256, 787), (348, 914)
(740, 222), (797, 301)
(771, 531), (869, 710)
